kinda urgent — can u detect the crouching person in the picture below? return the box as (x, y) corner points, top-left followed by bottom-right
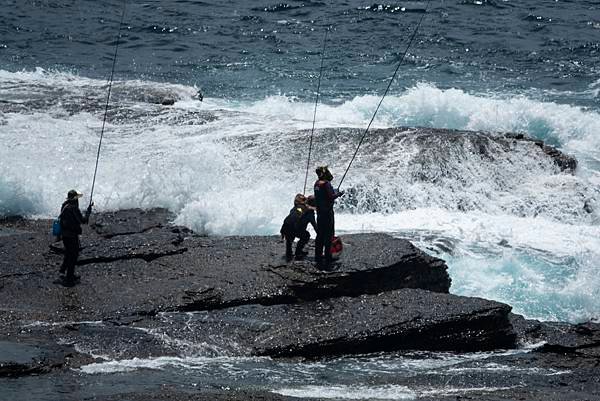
(280, 194), (317, 261)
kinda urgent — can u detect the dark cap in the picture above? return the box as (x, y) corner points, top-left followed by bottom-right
(67, 189), (83, 200)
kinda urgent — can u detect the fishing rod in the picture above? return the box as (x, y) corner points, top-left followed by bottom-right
(337, 0), (432, 190)
(303, 26), (330, 195)
(89, 0), (128, 208)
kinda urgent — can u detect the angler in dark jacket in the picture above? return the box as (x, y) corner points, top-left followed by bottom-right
(280, 194), (317, 261)
(313, 166), (344, 266)
(59, 189), (92, 286)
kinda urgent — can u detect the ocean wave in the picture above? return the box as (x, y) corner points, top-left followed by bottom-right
(1, 70), (598, 227)
(2, 71), (599, 222)
(1, 70), (599, 322)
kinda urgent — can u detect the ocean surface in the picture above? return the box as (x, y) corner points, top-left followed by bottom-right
(1, 0), (599, 399)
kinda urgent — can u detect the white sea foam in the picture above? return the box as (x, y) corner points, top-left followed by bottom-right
(1, 69), (599, 322)
(273, 384), (520, 399)
(273, 385), (416, 400)
(443, 362), (570, 376)
(22, 320), (103, 328)
(80, 355), (267, 374)
(78, 345), (531, 376)
(418, 386), (519, 397)
(337, 209), (600, 322)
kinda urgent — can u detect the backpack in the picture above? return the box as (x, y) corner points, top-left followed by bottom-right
(52, 204), (68, 238)
(52, 218), (62, 237)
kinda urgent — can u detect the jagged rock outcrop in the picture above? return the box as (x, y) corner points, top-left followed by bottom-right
(511, 314), (600, 357)
(220, 289), (515, 357)
(2, 207), (599, 401)
(127, 289), (516, 359)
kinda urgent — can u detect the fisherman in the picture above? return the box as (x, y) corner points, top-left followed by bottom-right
(313, 166), (344, 267)
(59, 190), (92, 287)
(280, 194), (317, 261)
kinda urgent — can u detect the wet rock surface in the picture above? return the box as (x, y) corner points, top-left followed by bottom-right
(0, 340), (81, 378)
(155, 289), (515, 358)
(511, 314), (600, 357)
(1, 209), (599, 401)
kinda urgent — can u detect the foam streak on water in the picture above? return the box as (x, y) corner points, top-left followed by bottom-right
(76, 346), (562, 399)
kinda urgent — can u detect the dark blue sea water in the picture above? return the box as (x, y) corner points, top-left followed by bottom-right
(1, 1), (599, 400)
(2, 0), (599, 103)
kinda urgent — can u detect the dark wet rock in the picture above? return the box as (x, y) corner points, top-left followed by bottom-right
(497, 238), (510, 247)
(90, 208), (177, 238)
(1, 208), (450, 321)
(177, 232), (451, 311)
(16, 322), (179, 366)
(541, 144), (577, 171)
(402, 128), (577, 174)
(50, 228), (188, 264)
(89, 389), (306, 401)
(1, 208), (599, 401)
(0, 80), (218, 130)
(503, 132), (577, 171)
(154, 289), (515, 358)
(510, 314), (600, 357)
(46, 209), (192, 264)
(256, 288), (516, 356)
(0, 341), (78, 377)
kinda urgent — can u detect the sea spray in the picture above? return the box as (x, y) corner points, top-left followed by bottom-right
(1, 70), (599, 322)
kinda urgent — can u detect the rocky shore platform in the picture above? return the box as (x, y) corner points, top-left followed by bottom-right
(1, 209), (599, 401)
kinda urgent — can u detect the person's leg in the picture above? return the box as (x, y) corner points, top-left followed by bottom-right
(63, 236), (79, 283)
(315, 214), (325, 263)
(323, 213), (335, 264)
(285, 235), (294, 261)
(60, 237), (68, 274)
(295, 230), (310, 257)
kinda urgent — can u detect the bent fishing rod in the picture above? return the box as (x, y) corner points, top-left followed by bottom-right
(89, 0), (127, 208)
(303, 25), (330, 195)
(337, 0), (432, 190)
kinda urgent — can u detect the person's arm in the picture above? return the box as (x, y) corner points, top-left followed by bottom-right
(79, 204), (93, 224)
(325, 182), (344, 200)
(309, 212), (317, 231)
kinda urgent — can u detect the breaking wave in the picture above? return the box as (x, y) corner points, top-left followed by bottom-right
(1, 69), (598, 322)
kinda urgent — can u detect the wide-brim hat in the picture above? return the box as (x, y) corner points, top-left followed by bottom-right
(67, 189), (83, 200)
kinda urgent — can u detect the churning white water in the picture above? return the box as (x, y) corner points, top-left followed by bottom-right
(1, 69), (598, 323)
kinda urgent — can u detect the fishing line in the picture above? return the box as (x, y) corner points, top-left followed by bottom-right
(303, 25), (330, 195)
(89, 0), (127, 207)
(337, 0), (432, 190)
